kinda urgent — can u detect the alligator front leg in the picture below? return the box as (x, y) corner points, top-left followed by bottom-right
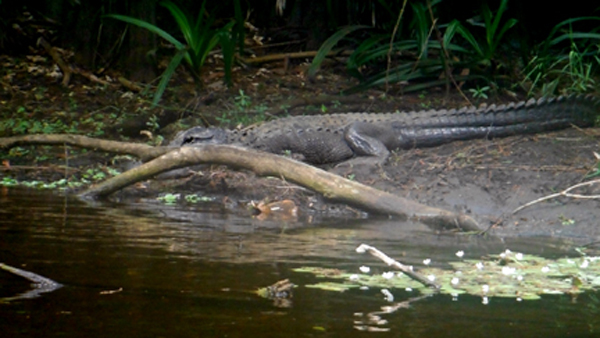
(343, 122), (393, 165)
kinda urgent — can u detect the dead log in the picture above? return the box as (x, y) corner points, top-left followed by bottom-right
(81, 145), (480, 231)
(37, 37), (112, 87)
(0, 134), (168, 161)
(238, 50), (352, 65)
(0, 134), (479, 231)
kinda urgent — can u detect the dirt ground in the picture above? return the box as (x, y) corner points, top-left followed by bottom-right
(1, 54), (600, 243)
(364, 127), (600, 240)
(154, 122), (600, 243)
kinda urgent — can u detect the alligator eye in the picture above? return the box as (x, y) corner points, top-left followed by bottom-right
(184, 134), (213, 144)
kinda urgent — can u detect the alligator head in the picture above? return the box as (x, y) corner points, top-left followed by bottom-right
(169, 127), (230, 147)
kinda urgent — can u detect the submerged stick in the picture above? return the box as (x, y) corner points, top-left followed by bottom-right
(0, 263), (63, 302)
(356, 244), (440, 289)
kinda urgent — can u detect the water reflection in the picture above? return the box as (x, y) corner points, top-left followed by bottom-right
(0, 187), (598, 337)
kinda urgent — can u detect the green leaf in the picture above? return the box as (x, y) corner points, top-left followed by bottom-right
(160, 1), (192, 44)
(549, 32), (600, 46)
(232, 0), (245, 55)
(104, 14), (185, 50)
(217, 22), (237, 86)
(307, 25), (371, 79)
(451, 20), (484, 58)
(152, 48), (186, 106)
(410, 2), (431, 58)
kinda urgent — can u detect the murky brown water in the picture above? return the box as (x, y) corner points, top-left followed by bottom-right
(1, 187), (599, 337)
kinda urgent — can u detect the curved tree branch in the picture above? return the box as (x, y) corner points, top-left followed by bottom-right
(80, 145), (480, 231)
(1, 134), (480, 231)
(0, 134), (168, 161)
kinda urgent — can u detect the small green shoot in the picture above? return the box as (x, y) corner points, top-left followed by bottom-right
(469, 86), (490, 99)
(146, 115), (160, 132)
(234, 89), (252, 110)
(185, 194), (213, 203)
(157, 193), (180, 204)
(1, 177), (19, 186)
(559, 215), (575, 226)
(584, 158), (600, 179)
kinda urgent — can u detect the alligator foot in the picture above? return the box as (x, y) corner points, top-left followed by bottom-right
(334, 155), (387, 168)
(332, 156), (386, 179)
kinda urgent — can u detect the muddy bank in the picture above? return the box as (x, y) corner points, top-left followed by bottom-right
(118, 126), (600, 243)
(1, 52), (599, 242)
(342, 127), (600, 241)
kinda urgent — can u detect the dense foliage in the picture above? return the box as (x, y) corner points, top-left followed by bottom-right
(0, 0), (599, 97)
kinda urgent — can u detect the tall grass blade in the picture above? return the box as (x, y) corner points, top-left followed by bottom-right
(307, 25), (371, 79)
(233, 0), (245, 55)
(160, 0), (193, 47)
(152, 47), (186, 106)
(104, 14), (184, 50)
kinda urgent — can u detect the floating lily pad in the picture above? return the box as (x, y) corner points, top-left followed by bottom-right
(293, 250), (600, 300)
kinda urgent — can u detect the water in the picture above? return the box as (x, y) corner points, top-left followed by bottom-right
(1, 188), (599, 337)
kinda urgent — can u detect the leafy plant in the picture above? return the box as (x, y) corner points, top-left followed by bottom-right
(521, 17), (600, 96)
(308, 0), (485, 94)
(585, 156), (600, 179)
(146, 114), (160, 132)
(0, 163), (122, 190)
(157, 193), (180, 204)
(185, 194), (213, 203)
(295, 248), (600, 300)
(307, 25), (370, 79)
(469, 85), (490, 99)
(448, 0), (517, 67)
(234, 89), (251, 110)
(105, 0), (239, 105)
(215, 90), (269, 126)
(0, 109), (82, 137)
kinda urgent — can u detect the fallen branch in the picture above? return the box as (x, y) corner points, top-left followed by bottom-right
(512, 178), (600, 214)
(0, 263), (63, 302)
(356, 244), (440, 289)
(80, 145), (479, 231)
(0, 134), (479, 231)
(37, 38), (111, 87)
(118, 76), (144, 92)
(38, 37), (72, 86)
(238, 50), (351, 65)
(0, 134), (169, 161)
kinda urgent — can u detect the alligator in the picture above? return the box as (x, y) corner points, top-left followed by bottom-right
(170, 95), (599, 165)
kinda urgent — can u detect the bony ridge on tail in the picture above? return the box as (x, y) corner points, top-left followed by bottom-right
(170, 95), (599, 165)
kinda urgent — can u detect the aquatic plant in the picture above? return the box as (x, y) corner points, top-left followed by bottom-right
(295, 247), (600, 301)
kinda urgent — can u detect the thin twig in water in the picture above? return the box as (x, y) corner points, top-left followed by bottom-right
(356, 243), (440, 289)
(0, 263), (63, 302)
(512, 179), (600, 214)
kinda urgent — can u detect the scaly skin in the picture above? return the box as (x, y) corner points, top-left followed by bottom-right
(171, 95), (599, 164)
